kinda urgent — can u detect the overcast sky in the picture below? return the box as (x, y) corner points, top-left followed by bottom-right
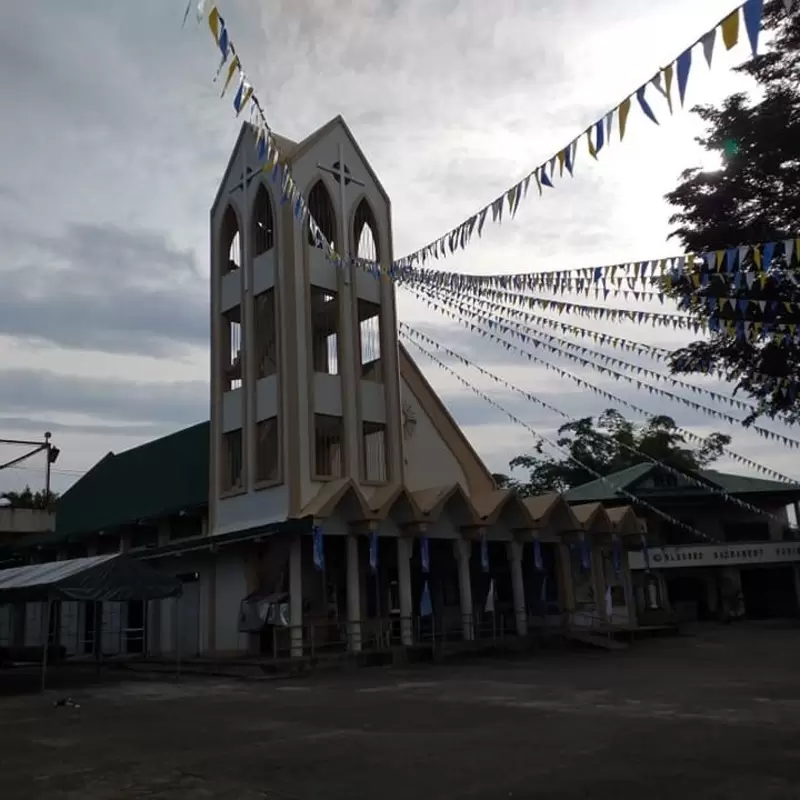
(1, 0), (797, 497)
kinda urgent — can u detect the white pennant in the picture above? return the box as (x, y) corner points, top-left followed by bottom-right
(784, 0), (794, 12)
(785, 238), (795, 265)
(701, 28), (716, 67)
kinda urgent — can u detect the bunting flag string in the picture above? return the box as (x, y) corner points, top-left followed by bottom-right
(409, 280), (799, 399)
(187, 3), (357, 272)
(402, 286), (800, 482)
(392, 0), (771, 270)
(396, 237), (800, 297)
(425, 285), (769, 415)
(400, 324), (797, 530)
(401, 330), (726, 545)
(405, 274), (800, 345)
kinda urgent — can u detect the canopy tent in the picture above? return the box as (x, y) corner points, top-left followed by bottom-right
(0, 554), (182, 692)
(0, 553), (182, 604)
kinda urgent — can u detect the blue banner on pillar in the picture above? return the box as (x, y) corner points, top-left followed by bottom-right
(480, 534), (489, 573)
(312, 526), (324, 571)
(641, 535), (651, 572)
(420, 580), (432, 617)
(533, 539), (543, 572)
(612, 541), (622, 579)
(420, 536), (430, 574)
(581, 539), (591, 572)
(369, 532), (378, 574)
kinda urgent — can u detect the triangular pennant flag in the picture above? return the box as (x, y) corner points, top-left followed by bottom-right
(618, 97), (632, 140)
(420, 580), (432, 617)
(636, 85), (659, 125)
(676, 48), (692, 106)
(663, 64), (674, 114)
(701, 28), (717, 66)
(743, 0), (764, 56)
(721, 9), (740, 50)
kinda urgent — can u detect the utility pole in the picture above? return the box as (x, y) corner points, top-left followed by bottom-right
(0, 433), (60, 503)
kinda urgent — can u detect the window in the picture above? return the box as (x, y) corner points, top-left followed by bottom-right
(358, 299), (382, 382)
(221, 205), (241, 274)
(222, 306), (242, 391)
(362, 421), (388, 482)
(310, 286), (339, 374)
(255, 289), (278, 378)
(723, 521), (770, 543)
(222, 429), (243, 492)
(353, 198), (380, 263)
(314, 414), (344, 478)
(252, 184), (275, 256)
(307, 181), (337, 251)
(256, 418), (280, 484)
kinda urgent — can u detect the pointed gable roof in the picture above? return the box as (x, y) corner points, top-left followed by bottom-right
(300, 478), (373, 521)
(572, 502), (612, 533)
(282, 115), (391, 208)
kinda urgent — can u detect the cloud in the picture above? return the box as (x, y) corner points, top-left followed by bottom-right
(0, 222), (207, 356)
(0, 368), (207, 426)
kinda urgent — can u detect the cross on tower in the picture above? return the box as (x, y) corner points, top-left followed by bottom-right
(318, 144), (365, 285)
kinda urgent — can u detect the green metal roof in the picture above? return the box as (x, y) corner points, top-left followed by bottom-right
(54, 421), (210, 541)
(563, 463), (800, 506)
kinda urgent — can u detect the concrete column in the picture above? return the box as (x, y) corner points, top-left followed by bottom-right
(397, 537), (413, 646)
(620, 551), (637, 627)
(507, 541), (527, 637)
(346, 534), (362, 652)
(592, 547), (608, 621)
(453, 540), (474, 641)
(119, 532), (131, 553)
(792, 566), (800, 616)
(289, 535), (303, 658)
(557, 544), (575, 614)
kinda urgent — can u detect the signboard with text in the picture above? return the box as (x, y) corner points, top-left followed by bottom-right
(629, 542), (800, 571)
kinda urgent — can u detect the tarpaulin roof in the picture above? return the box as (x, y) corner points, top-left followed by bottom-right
(0, 554), (182, 603)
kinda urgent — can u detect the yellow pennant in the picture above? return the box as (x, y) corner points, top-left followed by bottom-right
(586, 128), (597, 159)
(618, 97), (632, 140)
(221, 55), (240, 97)
(715, 250), (724, 270)
(557, 149), (566, 176)
(721, 10), (740, 50)
(717, 297), (725, 311)
(753, 246), (762, 270)
(663, 64), (674, 114)
(239, 85), (255, 115)
(208, 6), (220, 42)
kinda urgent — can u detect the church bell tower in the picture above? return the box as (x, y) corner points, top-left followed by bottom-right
(209, 117), (404, 536)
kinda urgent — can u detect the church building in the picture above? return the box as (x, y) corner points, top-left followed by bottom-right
(0, 118), (648, 661)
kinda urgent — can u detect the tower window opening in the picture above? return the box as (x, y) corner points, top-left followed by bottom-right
(353, 198), (381, 264)
(256, 417), (280, 484)
(314, 414), (344, 478)
(252, 184), (275, 257)
(362, 421), (388, 483)
(307, 181), (337, 252)
(221, 206), (241, 275)
(255, 289), (278, 379)
(311, 286), (340, 375)
(358, 298), (382, 382)
(222, 429), (244, 493)
(222, 305), (243, 391)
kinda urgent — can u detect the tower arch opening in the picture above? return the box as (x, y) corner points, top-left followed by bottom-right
(252, 183), (275, 257)
(307, 180), (337, 251)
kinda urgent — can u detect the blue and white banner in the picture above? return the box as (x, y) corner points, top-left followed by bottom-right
(312, 526), (324, 571)
(420, 580), (432, 617)
(420, 536), (430, 574)
(369, 532), (378, 574)
(480, 534), (490, 574)
(581, 540), (591, 572)
(641, 535), (651, 571)
(533, 539), (543, 572)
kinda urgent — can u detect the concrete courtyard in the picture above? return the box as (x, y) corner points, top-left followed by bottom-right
(2, 625), (800, 799)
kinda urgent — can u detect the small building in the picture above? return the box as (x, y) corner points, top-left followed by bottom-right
(564, 464), (800, 622)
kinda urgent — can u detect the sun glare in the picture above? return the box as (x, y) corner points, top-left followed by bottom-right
(698, 149), (724, 174)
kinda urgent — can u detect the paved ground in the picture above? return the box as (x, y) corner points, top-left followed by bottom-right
(3, 624), (800, 799)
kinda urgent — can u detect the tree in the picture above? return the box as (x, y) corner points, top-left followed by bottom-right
(498, 409), (730, 496)
(0, 485), (58, 510)
(663, 1), (800, 424)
